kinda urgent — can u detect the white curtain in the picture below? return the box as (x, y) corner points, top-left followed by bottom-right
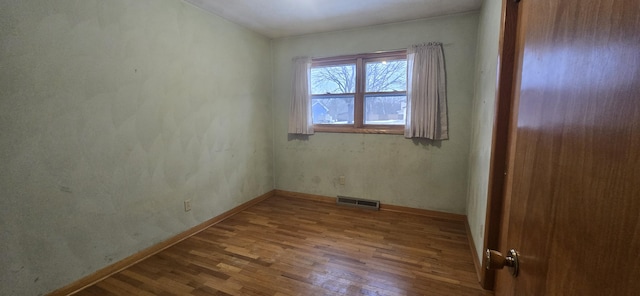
(404, 43), (448, 140)
(288, 57), (314, 135)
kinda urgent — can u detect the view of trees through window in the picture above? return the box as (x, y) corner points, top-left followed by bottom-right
(365, 60), (407, 125)
(310, 54), (407, 127)
(310, 64), (356, 124)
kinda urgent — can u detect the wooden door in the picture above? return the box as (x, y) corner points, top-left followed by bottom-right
(495, 0), (640, 295)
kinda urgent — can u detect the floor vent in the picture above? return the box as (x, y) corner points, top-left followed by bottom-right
(336, 196), (380, 210)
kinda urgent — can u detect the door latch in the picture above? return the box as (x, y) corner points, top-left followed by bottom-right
(486, 249), (520, 277)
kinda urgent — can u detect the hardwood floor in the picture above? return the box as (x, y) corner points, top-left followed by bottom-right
(75, 196), (489, 295)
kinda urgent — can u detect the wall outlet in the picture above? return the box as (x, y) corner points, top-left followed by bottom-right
(184, 199), (191, 212)
(339, 176), (346, 185)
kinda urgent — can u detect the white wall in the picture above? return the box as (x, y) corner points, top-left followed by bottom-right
(466, 0), (503, 261)
(0, 0), (273, 294)
(272, 14), (479, 214)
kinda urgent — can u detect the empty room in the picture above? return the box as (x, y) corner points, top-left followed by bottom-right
(1, 0), (638, 295)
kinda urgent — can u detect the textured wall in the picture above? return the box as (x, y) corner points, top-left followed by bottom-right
(0, 0), (273, 295)
(272, 14), (479, 214)
(466, 0), (503, 261)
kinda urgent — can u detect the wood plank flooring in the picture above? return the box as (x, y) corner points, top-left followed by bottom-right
(75, 196), (490, 295)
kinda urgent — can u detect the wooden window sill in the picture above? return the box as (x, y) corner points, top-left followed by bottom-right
(313, 125), (404, 135)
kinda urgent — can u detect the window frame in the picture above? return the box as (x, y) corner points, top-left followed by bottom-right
(311, 50), (407, 134)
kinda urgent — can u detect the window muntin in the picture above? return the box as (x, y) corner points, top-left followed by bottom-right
(310, 51), (407, 133)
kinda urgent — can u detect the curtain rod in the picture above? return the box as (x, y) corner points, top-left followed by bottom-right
(306, 43), (453, 61)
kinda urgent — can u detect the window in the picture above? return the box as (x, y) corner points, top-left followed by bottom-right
(310, 51), (407, 134)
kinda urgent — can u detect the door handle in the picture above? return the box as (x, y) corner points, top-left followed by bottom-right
(486, 249), (520, 277)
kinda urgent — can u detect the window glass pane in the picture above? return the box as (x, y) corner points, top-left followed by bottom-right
(365, 60), (407, 92)
(310, 64), (356, 94)
(312, 95), (355, 124)
(364, 94), (406, 125)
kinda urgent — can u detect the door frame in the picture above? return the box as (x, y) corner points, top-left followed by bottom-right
(478, 0), (520, 290)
